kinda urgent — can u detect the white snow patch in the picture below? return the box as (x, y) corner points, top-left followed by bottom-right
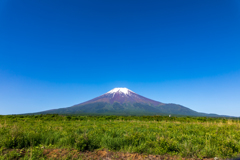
(106, 88), (134, 96)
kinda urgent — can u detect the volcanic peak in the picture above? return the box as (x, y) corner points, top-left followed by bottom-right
(106, 88), (134, 96)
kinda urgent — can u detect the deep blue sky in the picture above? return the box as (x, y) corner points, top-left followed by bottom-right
(0, 0), (240, 116)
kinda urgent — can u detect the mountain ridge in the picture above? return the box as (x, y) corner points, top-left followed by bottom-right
(31, 88), (230, 117)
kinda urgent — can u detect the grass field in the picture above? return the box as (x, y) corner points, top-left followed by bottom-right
(0, 115), (240, 159)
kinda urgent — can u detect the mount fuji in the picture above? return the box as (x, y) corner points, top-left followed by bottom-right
(35, 88), (221, 116)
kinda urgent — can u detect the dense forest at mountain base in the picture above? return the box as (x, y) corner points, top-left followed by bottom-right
(1, 115), (240, 159)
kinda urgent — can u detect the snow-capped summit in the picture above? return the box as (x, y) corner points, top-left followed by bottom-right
(78, 87), (163, 105)
(106, 88), (134, 95)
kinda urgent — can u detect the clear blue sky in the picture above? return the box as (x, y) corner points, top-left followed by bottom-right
(0, 0), (240, 116)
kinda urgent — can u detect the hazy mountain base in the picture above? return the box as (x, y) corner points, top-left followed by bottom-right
(34, 102), (229, 117)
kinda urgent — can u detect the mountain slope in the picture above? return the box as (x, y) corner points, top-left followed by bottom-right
(80, 88), (163, 106)
(34, 88), (223, 116)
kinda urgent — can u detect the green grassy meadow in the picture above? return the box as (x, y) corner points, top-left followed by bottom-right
(0, 115), (240, 159)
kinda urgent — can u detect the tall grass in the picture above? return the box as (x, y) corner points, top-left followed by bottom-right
(0, 115), (240, 158)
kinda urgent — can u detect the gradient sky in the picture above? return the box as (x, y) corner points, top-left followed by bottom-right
(0, 0), (240, 116)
